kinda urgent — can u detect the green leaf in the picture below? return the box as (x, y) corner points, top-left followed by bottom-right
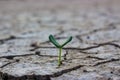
(49, 35), (60, 48)
(61, 36), (72, 47)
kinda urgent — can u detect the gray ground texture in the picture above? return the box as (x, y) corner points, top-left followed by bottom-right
(0, 0), (120, 80)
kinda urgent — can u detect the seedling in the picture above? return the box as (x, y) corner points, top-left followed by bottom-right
(49, 35), (72, 66)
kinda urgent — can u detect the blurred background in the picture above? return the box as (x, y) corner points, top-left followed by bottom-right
(0, 0), (120, 14)
(0, 0), (120, 39)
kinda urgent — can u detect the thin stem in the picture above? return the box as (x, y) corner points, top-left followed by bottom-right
(58, 48), (62, 66)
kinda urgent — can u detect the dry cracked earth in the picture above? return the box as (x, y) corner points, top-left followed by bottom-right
(0, 0), (120, 80)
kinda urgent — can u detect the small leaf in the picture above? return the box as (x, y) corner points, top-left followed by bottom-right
(61, 36), (72, 47)
(49, 35), (60, 48)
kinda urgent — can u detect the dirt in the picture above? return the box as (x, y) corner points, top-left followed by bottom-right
(0, 0), (120, 80)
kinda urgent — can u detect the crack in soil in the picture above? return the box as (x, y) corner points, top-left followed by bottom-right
(0, 63), (84, 80)
(78, 26), (116, 37)
(35, 51), (58, 57)
(30, 41), (120, 51)
(93, 58), (120, 66)
(50, 64), (84, 77)
(0, 59), (19, 68)
(86, 56), (105, 60)
(0, 53), (35, 59)
(0, 36), (16, 44)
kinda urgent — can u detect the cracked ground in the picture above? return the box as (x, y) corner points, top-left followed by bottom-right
(0, 0), (120, 80)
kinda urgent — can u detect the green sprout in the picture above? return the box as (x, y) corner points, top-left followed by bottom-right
(49, 35), (72, 66)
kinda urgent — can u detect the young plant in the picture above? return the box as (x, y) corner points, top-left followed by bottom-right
(49, 35), (72, 66)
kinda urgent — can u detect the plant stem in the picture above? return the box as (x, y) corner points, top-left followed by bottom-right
(58, 48), (62, 66)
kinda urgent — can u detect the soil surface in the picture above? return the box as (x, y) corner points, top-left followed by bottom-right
(0, 0), (120, 80)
